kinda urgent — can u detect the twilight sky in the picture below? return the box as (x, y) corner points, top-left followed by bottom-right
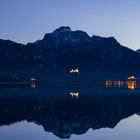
(0, 0), (140, 50)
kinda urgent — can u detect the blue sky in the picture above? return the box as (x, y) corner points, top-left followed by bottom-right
(0, 0), (140, 50)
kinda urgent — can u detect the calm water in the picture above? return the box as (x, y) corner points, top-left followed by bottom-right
(0, 81), (140, 140)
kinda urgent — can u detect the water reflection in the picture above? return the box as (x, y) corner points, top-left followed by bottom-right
(70, 92), (79, 98)
(31, 83), (36, 88)
(0, 88), (140, 139)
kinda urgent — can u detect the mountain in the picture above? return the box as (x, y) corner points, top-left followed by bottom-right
(136, 49), (140, 54)
(0, 26), (140, 80)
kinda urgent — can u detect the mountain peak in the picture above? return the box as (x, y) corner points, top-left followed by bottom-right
(53, 26), (72, 34)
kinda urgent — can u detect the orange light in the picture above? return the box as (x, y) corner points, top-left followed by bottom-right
(128, 81), (136, 90)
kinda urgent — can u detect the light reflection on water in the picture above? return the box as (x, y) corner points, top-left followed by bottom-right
(0, 82), (140, 139)
(70, 92), (79, 98)
(31, 83), (36, 88)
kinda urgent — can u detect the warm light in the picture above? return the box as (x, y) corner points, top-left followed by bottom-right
(31, 83), (36, 88)
(128, 81), (136, 90)
(128, 76), (136, 80)
(105, 80), (112, 87)
(70, 92), (79, 98)
(31, 77), (36, 81)
(70, 68), (79, 73)
(114, 80), (124, 87)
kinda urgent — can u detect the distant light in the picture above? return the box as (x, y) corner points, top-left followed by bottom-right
(70, 68), (79, 73)
(114, 80), (124, 87)
(128, 76), (136, 80)
(105, 80), (112, 87)
(31, 83), (36, 88)
(128, 81), (136, 90)
(31, 77), (36, 81)
(70, 92), (79, 98)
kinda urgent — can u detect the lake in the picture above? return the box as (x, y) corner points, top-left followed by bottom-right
(0, 80), (140, 140)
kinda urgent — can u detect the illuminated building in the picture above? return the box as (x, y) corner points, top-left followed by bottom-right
(70, 68), (79, 73)
(127, 76), (137, 90)
(127, 81), (136, 90)
(128, 76), (136, 80)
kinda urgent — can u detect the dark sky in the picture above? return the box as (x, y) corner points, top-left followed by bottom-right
(0, 0), (140, 50)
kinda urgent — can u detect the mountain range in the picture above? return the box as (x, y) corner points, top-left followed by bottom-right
(0, 26), (140, 80)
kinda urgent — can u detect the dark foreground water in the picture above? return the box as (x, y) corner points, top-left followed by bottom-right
(0, 81), (140, 140)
